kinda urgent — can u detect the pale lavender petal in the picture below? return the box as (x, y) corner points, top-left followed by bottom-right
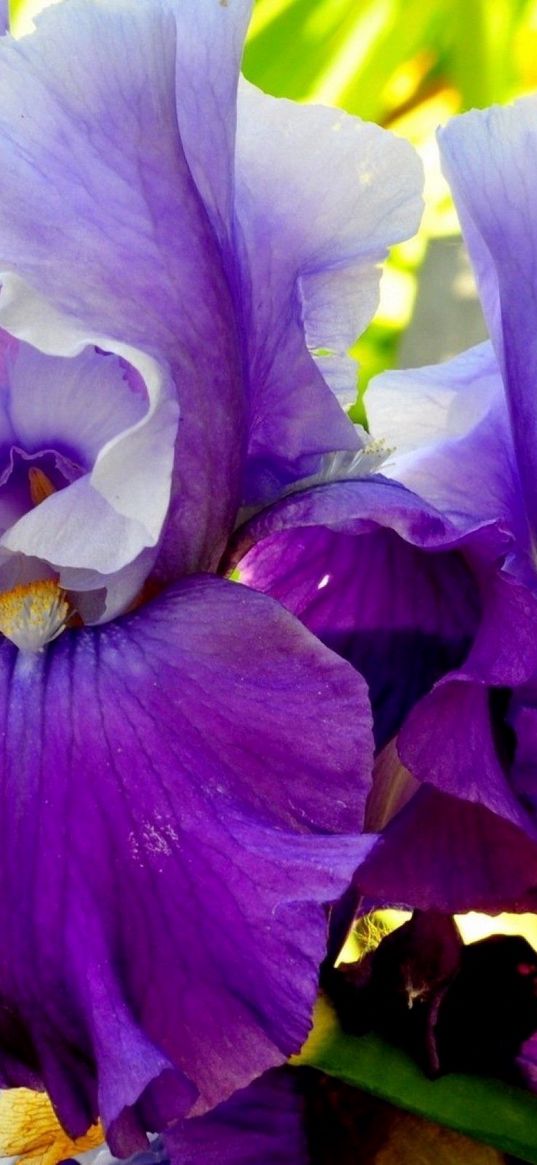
(1, 475), (151, 575)
(235, 81), (423, 498)
(0, 337), (172, 592)
(366, 341), (527, 545)
(171, 0), (252, 246)
(7, 343), (146, 467)
(0, 0), (244, 575)
(0, 577), (374, 1149)
(439, 98), (537, 534)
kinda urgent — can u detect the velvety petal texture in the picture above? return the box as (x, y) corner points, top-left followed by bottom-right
(0, 577), (374, 1151)
(358, 785), (537, 914)
(164, 1069), (308, 1165)
(234, 478), (503, 750)
(232, 469), (537, 912)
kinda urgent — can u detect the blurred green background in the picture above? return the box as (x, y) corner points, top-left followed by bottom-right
(241, 0), (537, 410)
(10, 0), (537, 406)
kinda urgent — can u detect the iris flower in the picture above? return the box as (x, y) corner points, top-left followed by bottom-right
(232, 96), (537, 920)
(0, 0), (423, 1153)
(359, 97), (537, 916)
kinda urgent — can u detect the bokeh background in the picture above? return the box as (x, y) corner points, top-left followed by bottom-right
(10, 0), (537, 420)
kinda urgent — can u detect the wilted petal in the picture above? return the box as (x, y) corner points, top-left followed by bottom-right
(0, 577), (374, 1149)
(236, 82), (423, 497)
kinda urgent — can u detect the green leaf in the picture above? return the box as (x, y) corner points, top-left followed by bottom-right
(296, 998), (537, 1164)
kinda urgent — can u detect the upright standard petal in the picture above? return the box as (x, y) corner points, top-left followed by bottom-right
(235, 81), (424, 498)
(439, 98), (537, 536)
(0, 0), (245, 575)
(170, 0), (252, 246)
(0, 577), (374, 1150)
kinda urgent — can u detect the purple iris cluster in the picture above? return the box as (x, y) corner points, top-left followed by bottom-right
(0, 0), (535, 1161)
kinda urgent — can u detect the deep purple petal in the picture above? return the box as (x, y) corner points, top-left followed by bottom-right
(234, 479), (493, 749)
(0, 577), (374, 1149)
(235, 83), (423, 499)
(0, 0), (245, 576)
(395, 571), (537, 821)
(366, 341), (527, 547)
(164, 1069), (308, 1165)
(399, 678), (528, 829)
(439, 99), (537, 535)
(233, 477), (507, 559)
(358, 785), (537, 913)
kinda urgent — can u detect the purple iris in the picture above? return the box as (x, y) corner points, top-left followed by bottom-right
(360, 96), (537, 915)
(233, 95), (537, 920)
(0, 0), (424, 1153)
(63, 1070), (309, 1165)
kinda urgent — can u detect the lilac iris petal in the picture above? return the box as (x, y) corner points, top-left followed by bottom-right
(0, 330), (172, 622)
(439, 98), (537, 538)
(234, 79), (423, 499)
(359, 785), (537, 913)
(366, 342), (527, 547)
(65, 1070), (308, 1165)
(0, 0), (423, 561)
(0, 0), (244, 577)
(0, 0), (426, 1142)
(0, 577), (374, 1149)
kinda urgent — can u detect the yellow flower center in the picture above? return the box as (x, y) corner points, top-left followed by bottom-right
(0, 1088), (103, 1165)
(0, 579), (71, 652)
